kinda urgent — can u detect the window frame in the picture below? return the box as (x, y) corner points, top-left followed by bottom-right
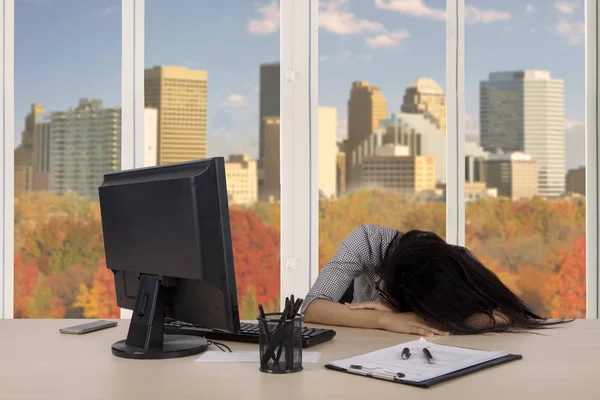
(0, 0), (14, 319)
(586, 0), (599, 318)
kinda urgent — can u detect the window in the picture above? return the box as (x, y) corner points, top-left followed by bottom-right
(465, 1), (585, 318)
(14, 1), (122, 318)
(145, 0), (281, 318)
(318, 0), (447, 271)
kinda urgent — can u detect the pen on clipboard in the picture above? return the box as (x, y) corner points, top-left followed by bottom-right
(423, 347), (435, 364)
(348, 364), (405, 380)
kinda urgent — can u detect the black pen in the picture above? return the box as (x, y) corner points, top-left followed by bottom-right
(423, 347), (435, 364)
(401, 347), (411, 360)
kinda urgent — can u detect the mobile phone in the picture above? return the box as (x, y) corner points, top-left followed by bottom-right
(59, 320), (118, 335)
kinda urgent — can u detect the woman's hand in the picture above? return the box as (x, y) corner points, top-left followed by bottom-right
(377, 312), (449, 337)
(346, 300), (397, 313)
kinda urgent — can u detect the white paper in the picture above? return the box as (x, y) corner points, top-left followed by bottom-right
(195, 351), (321, 363)
(328, 338), (507, 383)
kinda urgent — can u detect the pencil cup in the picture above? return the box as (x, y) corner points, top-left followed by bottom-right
(257, 313), (303, 374)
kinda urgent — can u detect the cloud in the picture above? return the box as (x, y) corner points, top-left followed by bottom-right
(376, 0), (510, 25)
(554, 1), (580, 14)
(319, 50), (372, 62)
(221, 94), (248, 108)
(556, 19), (584, 45)
(320, 0), (384, 35)
(248, 1), (280, 35)
(374, 0), (446, 21)
(465, 6), (511, 25)
(337, 119), (348, 142)
(365, 30), (409, 48)
(101, 7), (118, 16)
(565, 119), (583, 130)
(565, 120), (584, 171)
(525, 4), (536, 13)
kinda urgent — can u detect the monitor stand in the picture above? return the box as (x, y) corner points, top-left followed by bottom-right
(112, 274), (208, 359)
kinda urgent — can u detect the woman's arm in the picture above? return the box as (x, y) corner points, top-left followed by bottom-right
(304, 299), (448, 336)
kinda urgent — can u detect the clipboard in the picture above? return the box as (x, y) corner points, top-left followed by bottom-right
(324, 338), (523, 388)
(326, 353), (522, 388)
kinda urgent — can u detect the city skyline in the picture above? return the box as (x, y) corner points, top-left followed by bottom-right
(15, 0), (585, 171)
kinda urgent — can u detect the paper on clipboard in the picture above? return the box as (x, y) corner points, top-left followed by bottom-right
(327, 338), (507, 383)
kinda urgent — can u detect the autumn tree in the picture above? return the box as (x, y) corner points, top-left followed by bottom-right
(74, 259), (120, 319)
(229, 207), (280, 319)
(551, 236), (586, 318)
(13, 253), (40, 318)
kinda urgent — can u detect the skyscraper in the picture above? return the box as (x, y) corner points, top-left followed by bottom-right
(480, 70), (565, 197)
(262, 116), (281, 202)
(318, 107), (338, 199)
(401, 78), (447, 134)
(259, 63), (280, 162)
(347, 81), (388, 185)
(145, 65), (208, 165)
(14, 104), (45, 196)
(49, 99), (121, 199)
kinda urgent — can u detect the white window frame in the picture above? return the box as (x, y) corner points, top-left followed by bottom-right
(279, 0), (319, 307)
(585, 0), (599, 318)
(0, 0), (14, 319)
(446, 0), (464, 246)
(120, 0), (143, 319)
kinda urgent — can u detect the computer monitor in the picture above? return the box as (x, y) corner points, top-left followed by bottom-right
(98, 157), (240, 360)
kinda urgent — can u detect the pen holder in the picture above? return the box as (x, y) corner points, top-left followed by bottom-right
(257, 313), (303, 374)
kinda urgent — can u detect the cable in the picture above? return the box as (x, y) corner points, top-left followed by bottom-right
(207, 340), (232, 352)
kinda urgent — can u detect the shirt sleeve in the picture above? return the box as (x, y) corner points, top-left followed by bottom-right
(300, 224), (387, 313)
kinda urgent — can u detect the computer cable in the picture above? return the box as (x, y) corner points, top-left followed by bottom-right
(207, 340), (232, 352)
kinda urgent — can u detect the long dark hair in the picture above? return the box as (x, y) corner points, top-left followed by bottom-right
(379, 230), (570, 334)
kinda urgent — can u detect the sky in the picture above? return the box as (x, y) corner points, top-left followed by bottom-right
(15, 0), (586, 170)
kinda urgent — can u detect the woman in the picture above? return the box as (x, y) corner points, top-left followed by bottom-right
(301, 224), (568, 336)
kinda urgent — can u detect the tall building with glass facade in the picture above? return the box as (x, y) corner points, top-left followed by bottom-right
(49, 99), (121, 199)
(480, 70), (565, 197)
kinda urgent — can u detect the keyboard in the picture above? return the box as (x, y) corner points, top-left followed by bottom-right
(164, 320), (336, 348)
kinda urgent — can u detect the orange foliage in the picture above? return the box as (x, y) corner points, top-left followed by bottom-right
(74, 259), (120, 319)
(14, 254), (40, 318)
(229, 207), (280, 312)
(551, 236), (586, 318)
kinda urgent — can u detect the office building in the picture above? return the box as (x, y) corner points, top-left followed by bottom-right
(48, 98), (121, 199)
(145, 65), (207, 165)
(262, 116), (281, 202)
(485, 152), (538, 200)
(480, 70), (565, 197)
(566, 167), (585, 196)
(318, 107), (338, 199)
(33, 119), (51, 191)
(347, 81), (388, 185)
(378, 113), (446, 184)
(465, 141), (488, 183)
(401, 78), (446, 134)
(224, 154), (258, 205)
(336, 150), (347, 197)
(14, 104), (46, 196)
(143, 108), (158, 167)
(465, 182), (497, 202)
(259, 63), (280, 162)
(258, 63), (280, 200)
(359, 144), (435, 194)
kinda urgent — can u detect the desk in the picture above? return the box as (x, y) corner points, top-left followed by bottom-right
(0, 319), (599, 399)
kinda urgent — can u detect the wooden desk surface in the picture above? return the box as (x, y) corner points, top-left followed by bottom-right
(0, 319), (599, 399)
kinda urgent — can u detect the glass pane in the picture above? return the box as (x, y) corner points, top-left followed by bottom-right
(318, 0), (447, 272)
(14, 1), (122, 318)
(145, 0), (281, 318)
(465, 1), (585, 318)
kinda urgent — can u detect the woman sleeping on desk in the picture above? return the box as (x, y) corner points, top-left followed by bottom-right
(301, 224), (569, 336)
